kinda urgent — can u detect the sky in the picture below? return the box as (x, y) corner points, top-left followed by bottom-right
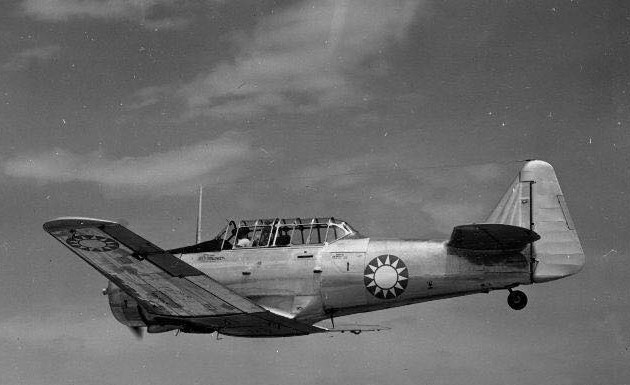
(0, 0), (629, 384)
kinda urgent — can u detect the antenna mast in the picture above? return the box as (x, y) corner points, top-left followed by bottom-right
(196, 185), (203, 244)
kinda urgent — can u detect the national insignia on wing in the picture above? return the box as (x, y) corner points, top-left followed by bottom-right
(364, 254), (408, 299)
(66, 234), (119, 252)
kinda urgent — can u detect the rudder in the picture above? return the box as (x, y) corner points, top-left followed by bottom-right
(486, 160), (585, 283)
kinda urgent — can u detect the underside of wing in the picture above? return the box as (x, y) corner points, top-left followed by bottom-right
(44, 217), (323, 337)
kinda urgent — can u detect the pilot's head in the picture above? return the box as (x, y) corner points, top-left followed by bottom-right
(236, 227), (250, 238)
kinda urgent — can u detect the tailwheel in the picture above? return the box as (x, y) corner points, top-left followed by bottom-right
(507, 290), (528, 310)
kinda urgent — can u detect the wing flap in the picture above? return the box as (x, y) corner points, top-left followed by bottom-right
(184, 312), (324, 337)
(186, 275), (262, 313)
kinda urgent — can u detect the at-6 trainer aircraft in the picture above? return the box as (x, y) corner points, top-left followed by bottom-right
(44, 160), (585, 337)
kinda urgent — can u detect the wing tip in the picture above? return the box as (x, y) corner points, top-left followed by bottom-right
(43, 217), (119, 232)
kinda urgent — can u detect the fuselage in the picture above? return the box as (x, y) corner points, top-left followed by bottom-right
(44, 161), (585, 337)
(179, 237), (531, 325)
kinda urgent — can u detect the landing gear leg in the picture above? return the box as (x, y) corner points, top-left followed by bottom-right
(507, 289), (528, 310)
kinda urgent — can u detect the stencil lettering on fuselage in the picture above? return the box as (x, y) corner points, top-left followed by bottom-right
(364, 255), (408, 299)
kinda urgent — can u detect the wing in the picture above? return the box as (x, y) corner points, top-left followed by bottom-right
(44, 217), (323, 337)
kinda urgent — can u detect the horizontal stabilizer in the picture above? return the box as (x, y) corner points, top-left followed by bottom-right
(320, 324), (390, 334)
(448, 224), (540, 251)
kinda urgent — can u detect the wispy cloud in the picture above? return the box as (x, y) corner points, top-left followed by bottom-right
(2, 133), (253, 196)
(124, 85), (175, 111)
(22, 0), (193, 30)
(288, 154), (506, 234)
(132, 0), (425, 120)
(2, 45), (60, 71)
(421, 202), (485, 233)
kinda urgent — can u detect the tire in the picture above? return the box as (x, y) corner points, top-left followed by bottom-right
(507, 290), (528, 310)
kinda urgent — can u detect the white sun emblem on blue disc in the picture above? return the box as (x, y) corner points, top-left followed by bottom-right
(66, 234), (119, 252)
(364, 255), (408, 299)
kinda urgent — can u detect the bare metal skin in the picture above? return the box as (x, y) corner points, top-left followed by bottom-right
(44, 160), (584, 337)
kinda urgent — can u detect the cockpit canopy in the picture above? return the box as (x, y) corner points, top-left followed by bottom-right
(222, 217), (357, 249)
(168, 217), (358, 254)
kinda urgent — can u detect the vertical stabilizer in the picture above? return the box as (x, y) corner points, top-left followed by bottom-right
(486, 160), (585, 283)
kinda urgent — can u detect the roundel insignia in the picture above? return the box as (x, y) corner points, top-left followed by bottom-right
(66, 234), (119, 252)
(364, 254), (409, 299)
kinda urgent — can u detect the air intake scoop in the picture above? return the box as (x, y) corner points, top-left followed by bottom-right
(447, 224), (540, 251)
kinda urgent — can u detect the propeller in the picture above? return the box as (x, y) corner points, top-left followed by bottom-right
(129, 326), (144, 340)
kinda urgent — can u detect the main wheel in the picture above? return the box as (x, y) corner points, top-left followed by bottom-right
(507, 290), (528, 310)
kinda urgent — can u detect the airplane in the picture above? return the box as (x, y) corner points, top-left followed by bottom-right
(43, 160), (585, 338)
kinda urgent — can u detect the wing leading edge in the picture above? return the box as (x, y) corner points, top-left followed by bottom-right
(44, 217), (323, 337)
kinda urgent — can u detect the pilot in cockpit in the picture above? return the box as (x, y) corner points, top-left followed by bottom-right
(255, 226), (271, 247)
(275, 227), (291, 246)
(236, 227), (252, 247)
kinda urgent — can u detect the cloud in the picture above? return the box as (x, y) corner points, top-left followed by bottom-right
(2, 133), (253, 196)
(2, 45), (60, 71)
(421, 202), (485, 233)
(291, 155), (381, 190)
(22, 0), (193, 30)
(140, 15), (191, 31)
(287, 154), (506, 234)
(132, 0), (425, 120)
(124, 85), (176, 111)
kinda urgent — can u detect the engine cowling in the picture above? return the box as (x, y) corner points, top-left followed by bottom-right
(105, 282), (211, 334)
(106, 282), (147, 328)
